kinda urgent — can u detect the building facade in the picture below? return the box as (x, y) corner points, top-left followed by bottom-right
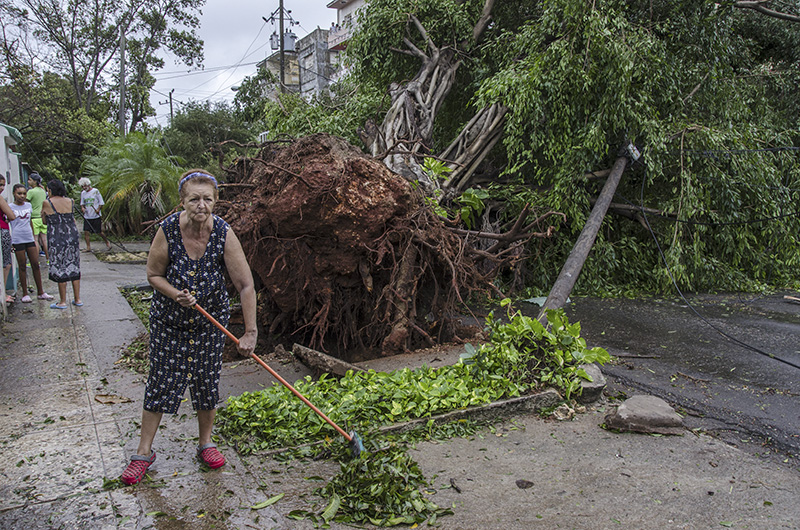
(1, 122), (24, 316)
(327, 0), (365, 51)
(256, 28), (338, 98)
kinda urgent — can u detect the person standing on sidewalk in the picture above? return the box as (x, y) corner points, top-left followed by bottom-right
(41, 179), (81, 309)
(121, 169), (258, 486)
(26, 172), (49, 261)
(0, 176), (17, 304)
(78, 177), (111, 252)
(8, 184), (53, 302)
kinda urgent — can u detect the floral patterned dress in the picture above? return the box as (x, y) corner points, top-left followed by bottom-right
(144, 212), (230, 414)
(46, 199), (80, 283)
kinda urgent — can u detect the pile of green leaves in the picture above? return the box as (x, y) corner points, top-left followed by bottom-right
(467, 300), (611, 400)
(217, 360), (515, 454)
(217, 305), (608, 453)
(288, 447), (452, 527)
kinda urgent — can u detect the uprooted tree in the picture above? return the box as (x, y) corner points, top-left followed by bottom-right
(250, 0), (800, 299)
(216, 134), (563, 358)
(215, 0), (800, 357)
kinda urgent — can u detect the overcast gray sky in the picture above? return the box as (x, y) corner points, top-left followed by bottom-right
(149, 0), (336, 126)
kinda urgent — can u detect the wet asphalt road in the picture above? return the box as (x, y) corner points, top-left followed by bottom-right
(562, 292), (800, 467)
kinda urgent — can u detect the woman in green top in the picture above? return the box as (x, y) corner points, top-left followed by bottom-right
(26, 172), (49, 261)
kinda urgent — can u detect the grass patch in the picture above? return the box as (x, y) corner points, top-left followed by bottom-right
(121, 288), (151, 331)
(118, 288), (152, 373)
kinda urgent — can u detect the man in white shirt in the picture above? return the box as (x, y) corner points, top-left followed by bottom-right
(79, 178), (112, 252)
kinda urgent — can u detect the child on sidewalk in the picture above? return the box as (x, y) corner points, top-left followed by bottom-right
(8, 184), (53, 302)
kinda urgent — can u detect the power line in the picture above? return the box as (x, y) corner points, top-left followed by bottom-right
(636, 152), (800, 371)
(198, 20), (271, 100)
(676, 146), (800, 157)
(153, 61), (262, 81)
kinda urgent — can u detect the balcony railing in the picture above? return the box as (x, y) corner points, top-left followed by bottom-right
(328, 24), (354, 50)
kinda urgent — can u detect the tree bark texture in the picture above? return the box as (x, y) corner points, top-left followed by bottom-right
(360, 0), (501, 196)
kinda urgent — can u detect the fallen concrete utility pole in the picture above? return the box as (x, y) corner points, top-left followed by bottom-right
(538, 152), (630, 324)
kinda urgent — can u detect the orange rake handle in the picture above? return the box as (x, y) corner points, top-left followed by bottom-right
(193, 303), (352, 441)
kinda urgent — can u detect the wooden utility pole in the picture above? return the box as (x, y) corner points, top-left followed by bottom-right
(538, 151), (630, 323)
(279, 0), (285, 92)
(118, 23), (126, 135)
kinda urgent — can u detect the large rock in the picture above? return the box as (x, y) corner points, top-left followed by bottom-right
(604, 394), (684, 435)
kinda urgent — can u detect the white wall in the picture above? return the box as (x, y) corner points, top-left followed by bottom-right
(336, 0), (365, 26)
(1, 128), (23, 201)
(1, 125), (23, 317)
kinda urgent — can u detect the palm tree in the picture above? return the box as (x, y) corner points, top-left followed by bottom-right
(84, 132), (181, 235)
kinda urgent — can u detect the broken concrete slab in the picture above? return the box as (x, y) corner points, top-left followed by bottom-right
(379, 389), (562, 435)
(604, 394), (684, 435)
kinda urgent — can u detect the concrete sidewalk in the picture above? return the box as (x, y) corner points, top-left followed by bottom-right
(0, 243), (304, 529)
(1, 244), (799, 529)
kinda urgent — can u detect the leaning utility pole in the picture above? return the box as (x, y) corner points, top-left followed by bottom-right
(538, 144), (638, 324)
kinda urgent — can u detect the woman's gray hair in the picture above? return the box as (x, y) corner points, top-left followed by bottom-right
(78, 177), (92, 187)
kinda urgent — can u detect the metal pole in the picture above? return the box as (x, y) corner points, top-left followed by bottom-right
(279, 0), (285, 92)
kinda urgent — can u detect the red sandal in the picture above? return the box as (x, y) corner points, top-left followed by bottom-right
(197, 443), (226, 469)
(121, 451), (156, 485)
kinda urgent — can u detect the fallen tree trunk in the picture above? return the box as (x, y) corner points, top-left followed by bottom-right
(292, 344), (365, 377)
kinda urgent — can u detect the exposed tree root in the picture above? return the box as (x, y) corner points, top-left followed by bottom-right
(216, 134), (560, 361)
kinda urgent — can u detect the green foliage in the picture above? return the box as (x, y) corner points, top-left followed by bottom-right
(217, 305), (605, 453)
(471, 0), (800, 294)
(423, 159), (490, 228)
(422, 157), (453, 181)
(469, 300), (610, 400)
(1, 0), (204, 125)
(232, 68), (278, 124)
(218, 364), (514, 454)
(347, 0), (483, 90)
(0, 0), (204, 176)
(454, 188), (489, 229)
(161, 101), (258, 170)
(314, 447), (452, 526)
(0, 67), (115, 180)
(83, 132), (181, 235)
(120, 288), (152, 332)
(259, 76), (387, 146)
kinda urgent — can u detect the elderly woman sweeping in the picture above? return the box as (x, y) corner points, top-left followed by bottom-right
(121, 169), (258, 485)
